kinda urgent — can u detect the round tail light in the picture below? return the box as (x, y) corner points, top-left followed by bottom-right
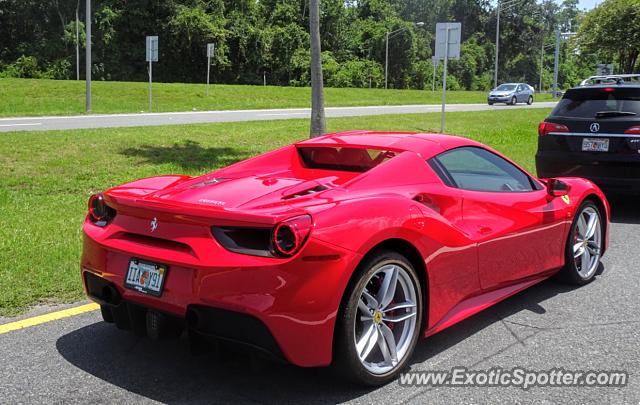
(88, 193), (115, 225)
(272, 215), (313, 257)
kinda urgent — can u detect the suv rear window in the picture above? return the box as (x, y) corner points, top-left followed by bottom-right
(552, 87), (640, 119)
(298, 147), (396, 172)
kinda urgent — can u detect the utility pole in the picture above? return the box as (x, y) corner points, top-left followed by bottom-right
(553, 28), (560, 98)
(309, 0), (326, 137)
(76, 1), (80, 81)
(539, 40), (544, 92)
(385, 31), (389, 90)
(85, 0), (91, 112)
(552, 28), (576, 98)
(494, 3), (500, 89)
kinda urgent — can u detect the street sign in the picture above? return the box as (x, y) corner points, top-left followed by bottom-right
(146, 36), (159, 62)
(596, 64), (614, 76)
(146, 36), (158, 112)
(206, 43), (215, 96)
(434, 22), (462, 133)
(435, 23), (461, 60)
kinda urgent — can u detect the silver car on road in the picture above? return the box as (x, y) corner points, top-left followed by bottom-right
(487, 83), (534, 105)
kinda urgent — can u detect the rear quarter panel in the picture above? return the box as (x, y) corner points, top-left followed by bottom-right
(308, 195), (481, 333)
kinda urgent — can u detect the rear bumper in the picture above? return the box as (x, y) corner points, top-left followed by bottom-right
(536, 151), (640, 193)
(84, 271), (287, 360)
(81, 226), (361, 367)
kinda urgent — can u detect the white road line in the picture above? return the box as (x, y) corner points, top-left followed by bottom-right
(258, 113), (310, 117)
(0, 123), (42, 127)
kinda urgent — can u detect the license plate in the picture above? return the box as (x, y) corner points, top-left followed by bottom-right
(582, 138), (609, 152)
(124, 259), (167, 296)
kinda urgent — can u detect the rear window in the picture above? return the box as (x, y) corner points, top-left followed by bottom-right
(552, 87), (640, 118)
(298, 147), (396, 172)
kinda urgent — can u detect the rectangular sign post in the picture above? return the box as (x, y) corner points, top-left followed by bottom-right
(435, 22), (461, 133)
(146, 36), (159, 112)
(431, 56), (439, 93)
(206, 43), (215, 96)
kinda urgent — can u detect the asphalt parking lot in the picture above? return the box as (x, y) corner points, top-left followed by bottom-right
(1, 196), (639, 404)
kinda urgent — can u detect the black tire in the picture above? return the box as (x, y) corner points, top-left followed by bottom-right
(555, 201), (603, 285)
(333, 250), (423, 386)
(527, 96), (533, 105)
(488, 101), (494, 105)
(510, 96), (517, 105)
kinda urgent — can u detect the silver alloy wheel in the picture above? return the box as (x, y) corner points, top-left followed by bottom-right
(572, 206), (602, 279)
(354, 264), (418, 375)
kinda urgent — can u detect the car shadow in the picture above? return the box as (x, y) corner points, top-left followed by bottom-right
(411, 279), (582, 366)
(606, 195), (640, 225)
(56, 279), (581, 404)
(120, 140), (250, 171)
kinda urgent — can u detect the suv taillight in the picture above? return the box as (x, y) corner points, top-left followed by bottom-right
(624, 126), (640, 135)
(538, 122), (569, 136)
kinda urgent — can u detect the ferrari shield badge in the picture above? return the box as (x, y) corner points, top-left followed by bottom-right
(561, 195), (571, 205)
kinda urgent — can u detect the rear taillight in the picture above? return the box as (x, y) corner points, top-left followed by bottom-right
(272, 215), (313, 257)
(88, 193), (116, 225)
(624, 126), (640, 135)
(538, 121), (569, 136)
(212, 214), (313, 258)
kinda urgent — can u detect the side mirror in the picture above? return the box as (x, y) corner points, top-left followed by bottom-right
(547, 178), (571, 197)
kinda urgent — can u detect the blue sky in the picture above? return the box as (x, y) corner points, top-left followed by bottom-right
(574, 0), (599, 10)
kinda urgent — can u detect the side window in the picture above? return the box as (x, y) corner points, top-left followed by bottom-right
(430, 147), (537, 193)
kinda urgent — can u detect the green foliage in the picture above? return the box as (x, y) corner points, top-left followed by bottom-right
(0, 56), (44, 79)
(44, 58), (72, 80)
(330, 59), (384, 88)
(576, 0), (640, 73)
(0, 0), (619, 90)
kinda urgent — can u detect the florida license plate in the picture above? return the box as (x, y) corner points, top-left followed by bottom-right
(582, 138), (609, 152)
(124, 259), (167, 296)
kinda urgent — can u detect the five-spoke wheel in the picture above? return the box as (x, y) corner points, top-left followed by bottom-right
(558, 201), (603, 284)
(334, 250), (422, 385)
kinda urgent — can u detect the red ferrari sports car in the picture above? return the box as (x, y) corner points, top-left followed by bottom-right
(81, 130), (609, 385)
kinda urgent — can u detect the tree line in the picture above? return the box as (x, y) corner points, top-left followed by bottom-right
(0, 0), (638, 90)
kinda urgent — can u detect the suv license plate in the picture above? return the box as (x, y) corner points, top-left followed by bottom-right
(124, 259), (167, 297)
(582, 138), (609, 152)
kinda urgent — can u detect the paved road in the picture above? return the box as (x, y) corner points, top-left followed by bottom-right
(0, 102), (557, 132)
(1, 196), (637, 404)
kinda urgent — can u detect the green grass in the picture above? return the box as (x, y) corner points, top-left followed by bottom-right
(0, 78), (554, 117)
(0, 108), (550, 316)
